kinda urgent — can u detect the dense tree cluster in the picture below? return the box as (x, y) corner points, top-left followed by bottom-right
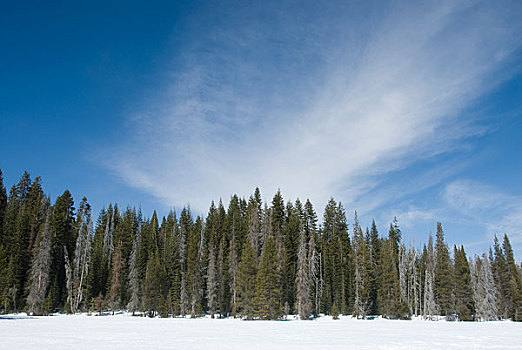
(0, 170), (520, 320)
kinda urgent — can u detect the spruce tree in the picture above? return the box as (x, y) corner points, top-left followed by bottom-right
(126, 223), (140, 315)
(206, 245), (218, 318)
(352, 212), (370, 318)
(503, 234), (522, 321)
(492, 235), (510, 319)
(283, 200), (300, 314)
(254, 236), (281, 319)
(2, 172), (34, 311)
(453, 245), (474, 320)
(434, 222), (453, 316)
(0, 169), (7, 241)
(48, 190), (75, 310)
(142, 250), (165, 317)
(237, 238), (257, 319)
(378, 220), (408, 319)
(367, 220), (380, 315)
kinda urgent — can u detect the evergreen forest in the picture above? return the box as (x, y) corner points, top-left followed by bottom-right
(0, 169), (520, 321)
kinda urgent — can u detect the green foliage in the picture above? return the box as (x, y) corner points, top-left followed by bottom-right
(378, 236), (401, 318)
(143, 250), (167, 317)
(237, 238), (257, 319)
(1, 169), (520, 323)
(434, 223), (453, 316)
(254, 236), (281, 319)
(453, 246), (474, 320)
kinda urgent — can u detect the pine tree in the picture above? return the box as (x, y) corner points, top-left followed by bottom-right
(229, 216), (239, 317)
(503, 234), (522, 321)
(303, 199), (320, 316)
(491, 235), (510, 319)
(254, 236), (281, 319)
(378, 221), (406, 319)
(48, 190), (75, 310)
(178, 207), (192, 317)
(206, 245), (218, 318)
(453, 245), (473, 320)
(283, 200), (300, 314)
(126, 223), (140, 315)
(2, 172), (35, 311)
(352, 211), (370, 318)
(0, 169), (7, 312)
(320, 198), (351, 315)
(0, 169), (7, 241)
(434, 222), (453, 316)
(367, 220), (380, 315)
(237, 238), (257, 319)
(185, 214), (203, 318)
(142, 250), (165, 317)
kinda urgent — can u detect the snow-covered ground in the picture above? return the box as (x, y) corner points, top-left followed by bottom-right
(1, 314), (521, 349)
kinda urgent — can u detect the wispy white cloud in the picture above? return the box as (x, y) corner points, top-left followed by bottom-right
(100, 0), (522, 214)
(443, 180), (522, 244)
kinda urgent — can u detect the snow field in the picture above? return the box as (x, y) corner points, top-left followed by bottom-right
(1, 314), (521, 349)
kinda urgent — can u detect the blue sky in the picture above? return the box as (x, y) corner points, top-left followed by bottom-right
(1, 0), (521, 257)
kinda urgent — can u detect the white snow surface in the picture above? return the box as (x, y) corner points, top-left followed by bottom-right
(1, 314), (521, 349)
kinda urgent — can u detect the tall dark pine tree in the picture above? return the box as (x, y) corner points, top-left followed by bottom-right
(270, 191), (287, 310)
(48, 190), (75, 311)
(254, 236), (281, 319)
(0, 170), (7, 309)
(320, 198), (351, 315)
(453, 245), (473, 320)
(502, 234), (522, 321)
(237, 237), (257, 319)
(367, 220), (380, 315)
(378, 221), (406, 318)
(2, 172), (43, 312)
(0, 169), (7, 241)
(491, 235), (510, 319)
(283, 200), (300, 314)
(434, 223), (453, 316)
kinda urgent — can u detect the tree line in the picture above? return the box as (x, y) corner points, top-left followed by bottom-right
(0, 170), (520, 320)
